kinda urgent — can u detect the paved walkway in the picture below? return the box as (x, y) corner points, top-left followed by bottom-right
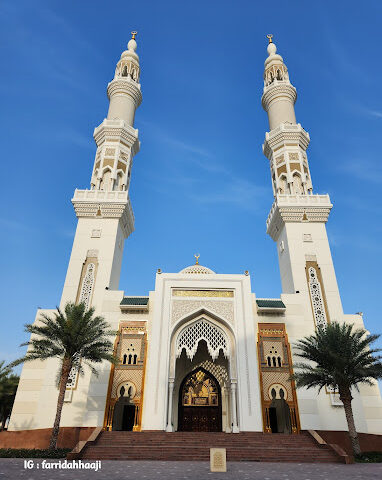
(0, 459), (381, 480)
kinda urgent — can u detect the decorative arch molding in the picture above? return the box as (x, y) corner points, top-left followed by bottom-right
(169, 309), (237, 378)
(176, 319), (229, 361)
(172, 307), (235, 337)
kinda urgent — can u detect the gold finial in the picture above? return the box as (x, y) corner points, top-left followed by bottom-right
(194, 253), (200, 265)
(267, 34), (273, 44)
(131, 31), (137, 40)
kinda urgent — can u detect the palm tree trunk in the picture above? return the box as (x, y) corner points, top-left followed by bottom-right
(48, 358), (72, 451)
(340, 389), (361, 456)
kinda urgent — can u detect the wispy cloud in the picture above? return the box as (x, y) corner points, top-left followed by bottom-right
(189, 178), (268, 211)
(138, 120), (268, 211)
(54, 129), (94, 150)
(364, 109), (382, 119)
(0, 218), (35, 233)
(347, 104), (382, 120)
(339, 159), (382, 185)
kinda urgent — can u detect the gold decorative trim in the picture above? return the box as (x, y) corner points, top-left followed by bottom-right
(172, 290), (234, 298)
(257, 323), (301, 434)
(103, 323), (147, 431)
(260, 328), (284, 335)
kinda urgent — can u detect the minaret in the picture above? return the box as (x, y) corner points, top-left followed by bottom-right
(60, 33), (142, 309)
(261, 35), (343, 328)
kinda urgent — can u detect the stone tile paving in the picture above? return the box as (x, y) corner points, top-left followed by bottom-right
(0, 459), (381, 480)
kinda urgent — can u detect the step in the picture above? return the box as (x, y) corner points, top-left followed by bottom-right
(80, 431), (342, 463)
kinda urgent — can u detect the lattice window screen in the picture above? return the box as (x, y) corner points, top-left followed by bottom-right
(308, 267), (328, 329)
(176, 320), (229, 361)
(79, 263), (95, 309)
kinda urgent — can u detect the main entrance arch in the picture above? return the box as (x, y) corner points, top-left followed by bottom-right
(178, 367), (222, 432)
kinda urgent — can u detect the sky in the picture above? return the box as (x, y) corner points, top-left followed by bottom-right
(0, 0), (382, 373)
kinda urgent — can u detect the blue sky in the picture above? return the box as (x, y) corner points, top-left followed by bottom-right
(1, 0), (382, 370)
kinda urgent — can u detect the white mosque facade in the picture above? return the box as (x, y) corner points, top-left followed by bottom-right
(8, 35), (382, 436)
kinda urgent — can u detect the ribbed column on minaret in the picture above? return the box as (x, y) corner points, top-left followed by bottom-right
(61, 33), (143, 307)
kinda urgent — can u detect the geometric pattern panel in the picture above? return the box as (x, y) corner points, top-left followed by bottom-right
(79, 263), (95, 309)
(261, 371), (293, 402)
(185, 359), (229, 388)
(171, 300), (234, 326)
(176, 320), (229, 361)
(308, 266), (328, 329)
(111, 369), (143, 399)
(120, 337), (142, 363)
(262, 340), (284, 364)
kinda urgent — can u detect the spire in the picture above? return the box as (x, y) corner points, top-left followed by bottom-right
(263, 34), (289, 85)
(261, 36), (313, 199)
(114, 31), (141, 82)
(261, 35), (297, 131)
(86, 36), (142, 195)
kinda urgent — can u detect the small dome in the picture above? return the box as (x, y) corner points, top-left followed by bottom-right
(267, 42), (277, 56)
(127, 38), (137, 52)
(179, 264), (215, 275)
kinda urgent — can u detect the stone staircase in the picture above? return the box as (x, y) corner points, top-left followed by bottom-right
(80, 431), (343, 462)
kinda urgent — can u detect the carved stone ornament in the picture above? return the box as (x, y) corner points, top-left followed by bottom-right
(171, 300), (234, 326)
(308, 267), (328, 329)
(176, 320), (229, 361)
(79, 263), (95, 309)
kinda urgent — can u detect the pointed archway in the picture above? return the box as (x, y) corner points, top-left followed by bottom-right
(178, 367), (222, 432)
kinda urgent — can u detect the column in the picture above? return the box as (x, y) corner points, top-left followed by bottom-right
(223, 386), (231, 433)
(166, 377), (175, 432)
(230, 379), (239, 433)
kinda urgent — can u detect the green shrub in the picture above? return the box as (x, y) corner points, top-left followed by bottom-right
(0, 448), (71, 458)
(355, 451), (382, 463)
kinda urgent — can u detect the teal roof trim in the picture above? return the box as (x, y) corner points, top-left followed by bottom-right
(120, 297), (149, 306)
(256, 299), (286, 309)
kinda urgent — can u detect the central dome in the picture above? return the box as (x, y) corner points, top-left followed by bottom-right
(179, 264), (215, 275)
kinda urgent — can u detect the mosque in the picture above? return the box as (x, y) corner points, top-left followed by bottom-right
(8, 34), (382, 440)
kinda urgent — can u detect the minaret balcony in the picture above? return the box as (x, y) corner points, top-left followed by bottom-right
(266, 194), (333, 240)
(71, 189), (135, 237)
(72, 188), (129, 203)
(263, 123), (310, 159)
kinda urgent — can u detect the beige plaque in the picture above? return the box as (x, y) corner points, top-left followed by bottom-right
(210, 448), (227, 472)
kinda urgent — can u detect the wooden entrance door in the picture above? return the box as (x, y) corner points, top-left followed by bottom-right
(178, 368), (222, 432)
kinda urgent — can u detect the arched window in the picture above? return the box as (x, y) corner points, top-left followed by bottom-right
(267, 356), (271, 367)
(277, 356), (282, 367)
(100, 169), (112, 191)
(279, 175), (288, 194)
(272, 357), (277, 367)
(122, 65), (128, 77)
(292, 172), (304, 195)
(133, 354), (137, 365)
(114, 172), (123, 191)
(128, 354), (132, 365)
(123, 354), (127, 365)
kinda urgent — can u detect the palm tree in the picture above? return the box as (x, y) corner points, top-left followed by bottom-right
(0, 371), (19, 430)
(292, 322), (382, 456)
(0, 361), (11, 385)
(10, 302), (117, 450)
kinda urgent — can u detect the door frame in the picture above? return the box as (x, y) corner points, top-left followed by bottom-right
(177, 367), (222, 432)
